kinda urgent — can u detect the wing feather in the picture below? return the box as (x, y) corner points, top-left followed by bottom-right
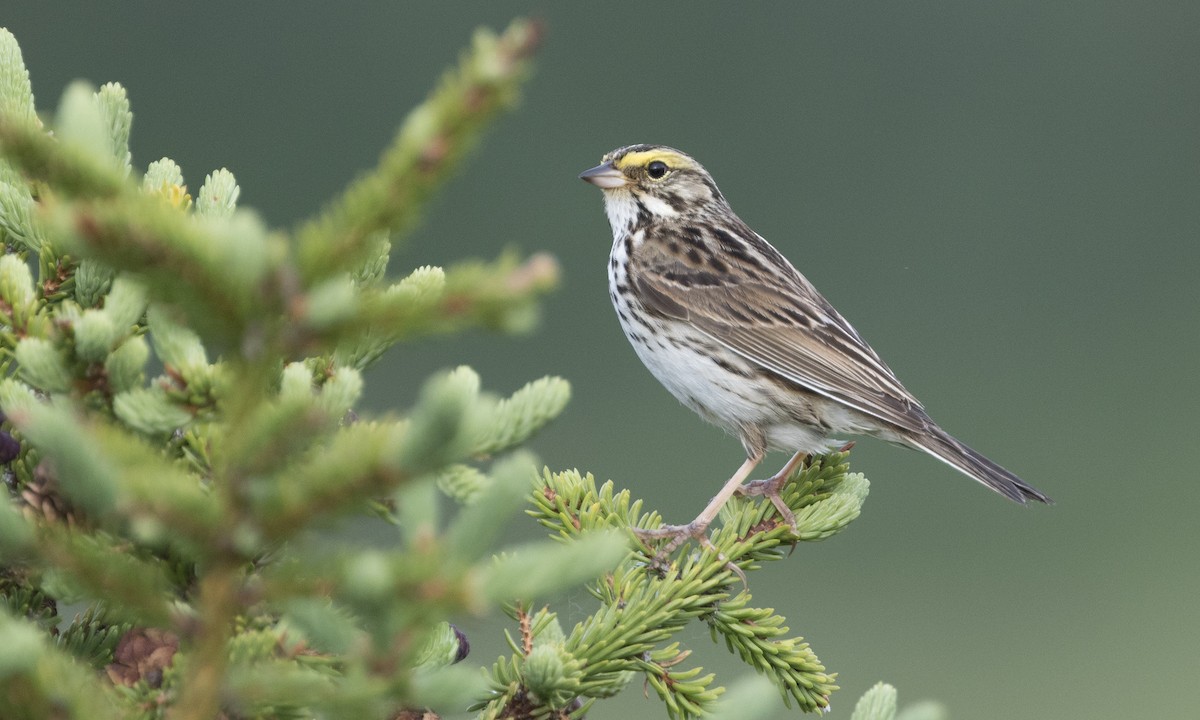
(631, 231), (931, 434)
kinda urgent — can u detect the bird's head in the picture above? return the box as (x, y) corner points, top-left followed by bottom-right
(579, 145), (725, 233)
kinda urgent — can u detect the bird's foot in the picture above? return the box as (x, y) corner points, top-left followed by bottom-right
(634, 520), (710, 558)
(737, 467), (801, 534)
(634, 522), (747, 585)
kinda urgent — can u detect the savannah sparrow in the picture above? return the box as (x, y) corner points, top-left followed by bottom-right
(580, 144), (1050, 546)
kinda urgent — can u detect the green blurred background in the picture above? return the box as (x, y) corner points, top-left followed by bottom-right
(5, 2), (1198, 718)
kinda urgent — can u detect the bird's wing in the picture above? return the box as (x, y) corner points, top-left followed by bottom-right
(630, 232), (931, 434)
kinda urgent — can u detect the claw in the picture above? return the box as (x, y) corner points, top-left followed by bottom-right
(632, 455), (764, 580)
(634, 521), (707, 561)
(738, 475), (798, 533)
(736, 451), (810, 535)
(634, 523), (747, 586)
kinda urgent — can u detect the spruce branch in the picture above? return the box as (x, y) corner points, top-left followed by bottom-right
(473, 375), (571, 457)
(51, 195), (274, 346)
(848, 682), (947, 720)
(55, 605), (129, 669)
(0, 570), (57, 633)
(195, 168), (239, 218)
(254, 420), (409, 541)
(0, 179), (42, 252)
(0, 19), (570, 720)
(0, 609), (123, 720)
(476, 451), (867, 718)
(30, 525), (177, 627)
(0, 90), (124, 200)
(93, 83), (132, 176)
(853, 682), (899, 720)
(0, 29), (36, 131)
(294, 18), (544, 283)
(0, 28), (36, 192)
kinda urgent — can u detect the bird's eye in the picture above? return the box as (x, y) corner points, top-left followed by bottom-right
(646, 160), (669, 179)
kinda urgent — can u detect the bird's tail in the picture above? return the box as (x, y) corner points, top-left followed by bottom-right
(912, 426), (1052, 505)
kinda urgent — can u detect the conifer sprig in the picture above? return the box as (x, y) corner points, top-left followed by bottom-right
(477, 451), (867, 718)
(294, 20), (544, 284)
(0, 20), (594, 720)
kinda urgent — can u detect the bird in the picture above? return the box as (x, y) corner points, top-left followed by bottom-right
(579, 144), (1050, 548)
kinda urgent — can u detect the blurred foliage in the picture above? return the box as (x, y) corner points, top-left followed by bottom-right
(850, 682), (947, 720)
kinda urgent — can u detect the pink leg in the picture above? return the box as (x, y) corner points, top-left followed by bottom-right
(636, 454), (762, 554)
(735, 449), (810, 531)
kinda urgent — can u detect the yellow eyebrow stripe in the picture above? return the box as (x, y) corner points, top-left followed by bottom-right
(615, 149), (693, 171)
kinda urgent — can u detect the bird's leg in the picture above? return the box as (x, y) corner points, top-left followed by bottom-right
(635, 454), (762, 562)
(736, 449), (810, 532)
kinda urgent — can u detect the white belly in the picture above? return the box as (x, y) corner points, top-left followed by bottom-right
(608, 239), (841, 456)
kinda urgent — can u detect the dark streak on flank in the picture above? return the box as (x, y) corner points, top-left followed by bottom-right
(712, 356), (751, 377)
(664, 270), (721, 287)
(680, 226), (706, 248)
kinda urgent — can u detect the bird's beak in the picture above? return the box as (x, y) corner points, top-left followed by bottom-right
(579, 162), (627, 189)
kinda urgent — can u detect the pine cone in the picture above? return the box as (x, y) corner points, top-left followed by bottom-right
(105, 627), (180, 688)
(19, 461), (78, 527)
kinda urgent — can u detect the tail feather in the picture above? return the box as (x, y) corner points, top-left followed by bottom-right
(913, 427), (1052, 505)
